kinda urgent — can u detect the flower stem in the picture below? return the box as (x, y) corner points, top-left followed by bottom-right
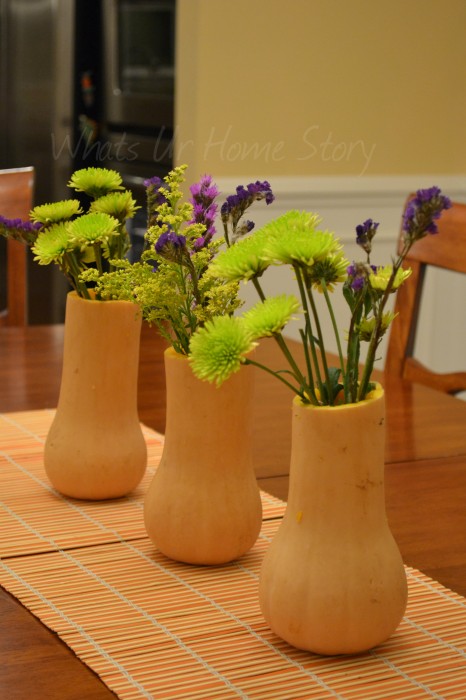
(298, 328), (319, 404)
(321, 279), (346, 382)
(93, 243), (103, 275)
(357, 247), (409, 400)
(293, 265), (323, 396)
(251, 276), (308, 390)
(304, 273), (334, 404)
(66, 253), (91, 299)
(244, 357), (308, 399)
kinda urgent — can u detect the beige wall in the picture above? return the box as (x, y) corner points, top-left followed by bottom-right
(175, 0), (466, 180)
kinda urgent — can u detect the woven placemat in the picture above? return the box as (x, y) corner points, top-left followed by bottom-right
(0, 411), (285, 558)
(1, 410), (466, 700)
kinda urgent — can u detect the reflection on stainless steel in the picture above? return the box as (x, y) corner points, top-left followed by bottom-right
(102, 0), (175, 129)
(102, 0), (175, 260)
(0, 0), (77, 322)
(0, 0), (175, 321)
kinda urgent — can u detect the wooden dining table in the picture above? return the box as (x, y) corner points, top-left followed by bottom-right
(1, 323), (466, 699)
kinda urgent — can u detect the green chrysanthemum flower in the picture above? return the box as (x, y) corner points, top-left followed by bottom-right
(266, 231), (341, 267)
(242, 295), (300, 339)
(30, 199), (82, 225)
(356, 311), (397, 342)
(262, 210), (322, 238)
(306, 251), (349, 292)
(67, 212), (120, 249)
(32, 223), (72, 265)
(260, 210), (341, 268)
(369, 265), (412, 292)
(68, 168), (123, 198)
(189, 316), (256, 386)
(209, 229), (271, 281)
(90, 191), (140, 222)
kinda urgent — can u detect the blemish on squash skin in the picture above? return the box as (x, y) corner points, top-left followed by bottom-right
(296, 511), (303, 523)
(355, 478), (382, 491)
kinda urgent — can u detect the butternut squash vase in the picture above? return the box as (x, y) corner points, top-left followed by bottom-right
(259, 387), (408, 655)
(144, 348), (262, 565)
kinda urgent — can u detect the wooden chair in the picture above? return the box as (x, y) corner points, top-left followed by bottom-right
(385, 196), (466, 395)
(0, 166), (35, 326)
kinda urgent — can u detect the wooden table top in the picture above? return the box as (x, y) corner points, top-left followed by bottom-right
(1, 323), (466, 699)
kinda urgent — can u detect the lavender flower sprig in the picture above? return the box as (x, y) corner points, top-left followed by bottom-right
(346, 187), (452, 402)
(0, 215), (41, 245)
(221, 181), (275, 246)
(188, 174), (219, 251)
(143, 176), (168, 228)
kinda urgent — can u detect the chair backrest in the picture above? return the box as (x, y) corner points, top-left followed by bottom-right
(0, 166), (35, 326)
(385, 196), (466, 395)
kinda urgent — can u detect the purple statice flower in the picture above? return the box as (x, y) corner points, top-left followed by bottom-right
(192, 236), (207, 252)
(347, 263), (365, 291)
(221, 180), (275, 224)
(355, 219), (379, 255)
(0, 215), (42, 245)
(402, 186), (452, 240)
(154, 230), (189, 265)
(234, 219), (255, 239)
(143, 176), (164, 189)
(246, 180), (275, 205)
(346, 262), (377, 291)
(220, 180), (274, 244)
(188, 174), (219, 249)
(144, 176), (169, 228)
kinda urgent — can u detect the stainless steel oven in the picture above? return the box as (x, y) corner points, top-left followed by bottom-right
(102, 0), (175, 130)
(102, 0), (176, 260)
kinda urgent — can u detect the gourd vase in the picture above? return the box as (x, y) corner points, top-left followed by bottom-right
(44, 292), (147, 500)
(259, 386), (408, 655)
(144, 348), (262, 565)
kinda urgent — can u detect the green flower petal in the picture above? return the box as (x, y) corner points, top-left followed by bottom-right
(369, 265), (412, 291)
(242, 295), (300, 339)
(30, 200), (82, 225)
(209, 228), (271, 281)
(357, 311), (397, 342)
(263, 210), (341, 268)
(31, 223), (72, 265)
(306, 251), (349, 292)
(67, 212), (120, 248)
(90, 191), (140, 222)
(189, 316), (256, 386)
(68, 168), (123, 198)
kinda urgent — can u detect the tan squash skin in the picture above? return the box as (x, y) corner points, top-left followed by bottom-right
(143, 348), (262, 565)
(259, 388), (408, 655)
(44, 292), (147, 500)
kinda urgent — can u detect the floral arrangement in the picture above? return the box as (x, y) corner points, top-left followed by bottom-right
(189, 186), (451, 405)
(0, 167), (139, 299)
(92, 164), (275, 355)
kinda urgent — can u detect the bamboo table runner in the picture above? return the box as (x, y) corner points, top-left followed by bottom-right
(1, 410), (466, 700)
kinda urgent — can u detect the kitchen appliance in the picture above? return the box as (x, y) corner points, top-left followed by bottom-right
(102, 0), (176, 259)
(0, 0), (175, 320)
